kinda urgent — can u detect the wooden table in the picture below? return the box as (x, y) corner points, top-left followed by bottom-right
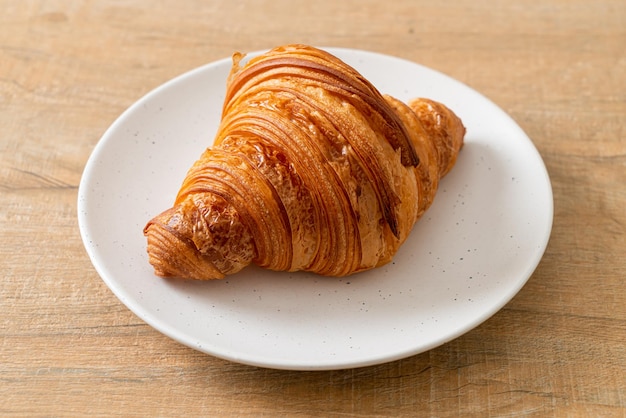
(2, 1), (624, 416)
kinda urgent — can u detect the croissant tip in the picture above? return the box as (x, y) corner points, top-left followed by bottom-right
(144, 220), (226, 281)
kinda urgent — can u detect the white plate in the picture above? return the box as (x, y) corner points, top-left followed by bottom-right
(78, 47), (553, 370)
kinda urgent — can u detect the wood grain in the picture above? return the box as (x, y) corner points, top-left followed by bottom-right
(1, 0), (624, 416)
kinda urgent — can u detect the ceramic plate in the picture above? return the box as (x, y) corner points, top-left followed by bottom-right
(78, 47), (553, 370)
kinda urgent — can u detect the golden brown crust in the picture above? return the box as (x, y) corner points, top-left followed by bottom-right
(143, 44), (465, 280)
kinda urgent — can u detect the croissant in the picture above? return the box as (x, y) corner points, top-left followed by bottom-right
(144, 44), (465, 280)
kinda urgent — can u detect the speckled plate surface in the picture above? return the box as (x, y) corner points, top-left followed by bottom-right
(77, 47), (553, 370)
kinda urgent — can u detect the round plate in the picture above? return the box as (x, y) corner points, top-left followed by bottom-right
(78, 47), (553, 370)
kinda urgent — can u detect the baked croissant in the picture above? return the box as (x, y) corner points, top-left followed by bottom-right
(144, 44), (465, 280)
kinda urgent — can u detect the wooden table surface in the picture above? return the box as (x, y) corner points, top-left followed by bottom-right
(2, 0), (625, 416)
